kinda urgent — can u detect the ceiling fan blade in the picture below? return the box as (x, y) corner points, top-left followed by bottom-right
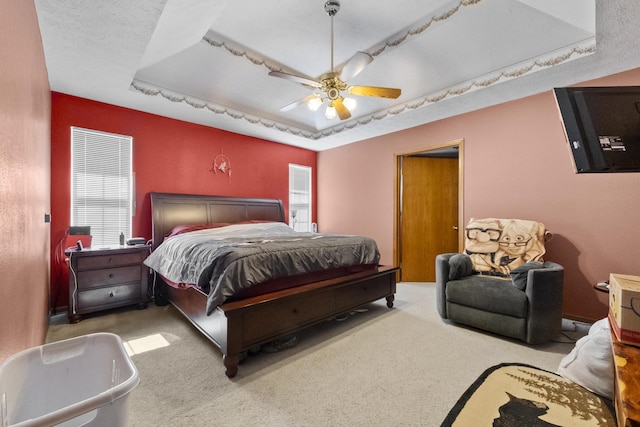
(268, 71), (322, 89)
(347, 85), (401, 99)
(332, 97), (351, 120)
(280, 94), (323, 112)
(339, 52), (373, 81)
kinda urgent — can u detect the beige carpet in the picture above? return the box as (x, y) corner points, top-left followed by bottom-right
(46, 282), (589, 427)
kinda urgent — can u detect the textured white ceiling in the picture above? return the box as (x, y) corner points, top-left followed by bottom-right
(34, 0), (640, 151)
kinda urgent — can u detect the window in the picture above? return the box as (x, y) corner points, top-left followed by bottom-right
(71, 127), (133, 246)
(288, 164), (312, 232)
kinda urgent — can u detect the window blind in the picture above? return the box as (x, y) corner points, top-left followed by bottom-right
(71, 127), (132, 246)
(289, 164), (312, 232)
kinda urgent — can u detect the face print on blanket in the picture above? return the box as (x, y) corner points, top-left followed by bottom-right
(465, 218), (502, 273)
(464, 218), (546, 277)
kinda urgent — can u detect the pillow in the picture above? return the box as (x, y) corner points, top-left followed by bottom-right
(509, 261), (543, 290)
(166, 223), (231, 238)
(448, 254), (474, 281)
(557, 318), (614, 399)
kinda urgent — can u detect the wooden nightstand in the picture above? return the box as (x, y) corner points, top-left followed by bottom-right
(66, 245), (151, 323)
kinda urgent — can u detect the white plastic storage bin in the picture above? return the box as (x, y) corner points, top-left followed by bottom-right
(0, 333), (139, 427)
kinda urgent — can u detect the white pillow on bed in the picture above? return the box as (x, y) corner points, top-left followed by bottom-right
(557, 318), (614, 399)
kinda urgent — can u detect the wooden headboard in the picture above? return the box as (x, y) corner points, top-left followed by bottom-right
(149, 192), (285, 251)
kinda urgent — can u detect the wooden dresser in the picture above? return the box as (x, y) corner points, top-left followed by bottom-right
(67, 245), (151, 323)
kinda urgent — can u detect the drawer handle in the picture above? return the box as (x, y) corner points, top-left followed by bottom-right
(109, 273), (114, 279)
(108, 258), (114, 263)
(292, 308), (298, 314)
(109, 291), (114, 297)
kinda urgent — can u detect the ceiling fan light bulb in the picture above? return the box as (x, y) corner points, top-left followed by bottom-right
(343, 97), (356, 111)
(325, 105), (337, 119)
(308, 97), (323, 111)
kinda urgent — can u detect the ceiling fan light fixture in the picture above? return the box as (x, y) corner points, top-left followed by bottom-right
(270, 0), (400, 122)
(308, 96), (323, 111)
(343, 97), (356, 111)
(325, 104), (337, 119)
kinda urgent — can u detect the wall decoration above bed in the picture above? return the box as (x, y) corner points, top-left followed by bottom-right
(211, 151), (231, 176)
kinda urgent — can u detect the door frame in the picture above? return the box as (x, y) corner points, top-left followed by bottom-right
(393, 139), (465, 278)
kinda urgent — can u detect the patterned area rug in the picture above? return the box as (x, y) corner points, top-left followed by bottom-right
(441, 363), (616, 426)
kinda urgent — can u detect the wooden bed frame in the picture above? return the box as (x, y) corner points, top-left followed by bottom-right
(149, 192), (398, 378)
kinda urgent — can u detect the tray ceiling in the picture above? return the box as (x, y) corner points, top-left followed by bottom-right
(34, 0), (639, 151)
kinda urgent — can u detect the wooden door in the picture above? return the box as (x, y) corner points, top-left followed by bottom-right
(400, 156), (459, 281)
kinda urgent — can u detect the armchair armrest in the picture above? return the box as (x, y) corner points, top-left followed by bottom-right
(525, 261), (564, 344)
(436, 253), (466, 319)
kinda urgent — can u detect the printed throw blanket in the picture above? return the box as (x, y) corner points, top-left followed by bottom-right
(464, 218), (546, 277)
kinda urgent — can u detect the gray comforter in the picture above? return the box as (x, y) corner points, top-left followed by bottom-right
(144, 222), (380, 314)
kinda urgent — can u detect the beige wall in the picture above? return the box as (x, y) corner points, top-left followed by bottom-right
(318, 67), (640, 322)
(0, 0), (51, 361)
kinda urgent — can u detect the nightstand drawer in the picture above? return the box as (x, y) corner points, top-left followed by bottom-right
(76, 252), (144, 270)
(77, 283), (141, 309)
(77, 265), (141, 289)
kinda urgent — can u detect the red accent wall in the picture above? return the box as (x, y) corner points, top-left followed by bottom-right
(50, 92), (317, 310)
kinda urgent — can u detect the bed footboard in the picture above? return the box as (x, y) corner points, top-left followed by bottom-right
(162, 266), (398, 378)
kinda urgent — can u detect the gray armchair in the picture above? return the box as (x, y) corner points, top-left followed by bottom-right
(436, 218), (565, 344)
(435, 253), (564, 345)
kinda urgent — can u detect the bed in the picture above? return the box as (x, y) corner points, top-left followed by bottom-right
(148, 192), (398, 378)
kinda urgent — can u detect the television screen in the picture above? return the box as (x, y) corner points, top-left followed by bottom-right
(554, 86), (640, 173)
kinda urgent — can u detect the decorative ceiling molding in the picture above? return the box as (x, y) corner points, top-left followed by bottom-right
(131, 37), (595, 141)
(200, 0), (485, 74)
(368, 0), (483, 58)
(201, 36), (281, 73)
(130, 79), (318, 139)
(396, 40), (596, 110)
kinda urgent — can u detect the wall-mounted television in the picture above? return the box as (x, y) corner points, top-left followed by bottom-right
(554, 86), (640, 173)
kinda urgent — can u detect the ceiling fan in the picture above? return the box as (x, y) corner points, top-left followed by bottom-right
(269, 0), (402, 121)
